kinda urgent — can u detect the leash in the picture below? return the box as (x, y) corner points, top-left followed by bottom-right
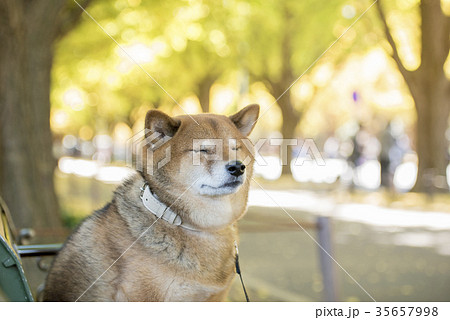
(234, 240), (250, 302)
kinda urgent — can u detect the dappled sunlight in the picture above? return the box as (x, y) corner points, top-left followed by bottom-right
(120, 42), (154, 63)
(384, 0), (421, 70)
(341, 4), (356, 19)
(390, 232), (450, 255)
(50, 110), (70, 131)
(248, 188), (334, 213)
(253, 156), (282, 181)
(300, 49), (416, 137)
(178, 96), (202, 114)
(96, 166), (134, 183)
(248, 188), (450, 232)
(291, 158), (348, 184)
(58, 157), (99, 178)
(292, 80), (314, 102)
(353, 160), (381, 190)
(116, 38), (171, 74)
(210, 84), (236, 114)
(113, 122), (133, 144)
(311, 63), (334, 87)
(62, 87), (86, 111)
(58, 157), (134, 183)
(335, 203), (450, 231)
(257, 155), (448, 192)
(394, 161), (418, 191)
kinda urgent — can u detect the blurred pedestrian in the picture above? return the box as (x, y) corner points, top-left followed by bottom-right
(379, 122), (396, 188)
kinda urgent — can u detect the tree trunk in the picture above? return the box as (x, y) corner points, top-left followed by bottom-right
(271, 4), (302, 176)
(197, 76), (216, 113)
(0, 1), (89, 234)
(413, 72), (450, 192)
(377, 0), (450, 193)
(413, 0), (450, 192)
(263, 82), (300, 176)
(271, 84), (300, 175)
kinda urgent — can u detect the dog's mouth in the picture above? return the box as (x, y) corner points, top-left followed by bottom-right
(198, 179), (244, 196)
(201, 180), (243, 190)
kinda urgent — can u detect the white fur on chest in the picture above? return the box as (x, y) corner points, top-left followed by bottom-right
(190, 197), (234, 229)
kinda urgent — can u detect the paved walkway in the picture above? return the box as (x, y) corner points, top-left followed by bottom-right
(228, 189), (450, 301)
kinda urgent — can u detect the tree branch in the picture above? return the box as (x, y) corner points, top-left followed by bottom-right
(376, 0), (416, 84)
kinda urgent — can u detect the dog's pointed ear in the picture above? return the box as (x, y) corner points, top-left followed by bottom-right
(145, 110), (180, 138)
(229, 104), (260, 136)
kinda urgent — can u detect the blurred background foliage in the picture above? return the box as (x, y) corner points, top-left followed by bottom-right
(1, 0), (450, 302)
(48, 0), (450, 245)
(51, 0), (413, 137)
(48, 0), (440, 201)
(50, 0), (431, 174)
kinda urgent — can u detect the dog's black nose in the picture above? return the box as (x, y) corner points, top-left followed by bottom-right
(226, 161), (246, 177)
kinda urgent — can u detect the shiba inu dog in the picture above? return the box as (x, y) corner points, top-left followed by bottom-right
(43, 104), (260, 301)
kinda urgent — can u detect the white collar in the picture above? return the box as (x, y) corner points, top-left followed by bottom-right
(139, 182), (199, 232)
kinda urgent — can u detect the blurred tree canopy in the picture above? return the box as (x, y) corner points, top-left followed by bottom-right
(241, 0), (348, 173)
(52, 0), (241, 135)
(1, 0), (449, 234)
(52, 0), (352, 173)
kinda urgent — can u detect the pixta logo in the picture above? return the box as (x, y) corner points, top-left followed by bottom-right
(126, 129), (171, 175)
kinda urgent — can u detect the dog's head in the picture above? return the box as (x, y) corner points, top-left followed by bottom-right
(141, 104), (259, 230)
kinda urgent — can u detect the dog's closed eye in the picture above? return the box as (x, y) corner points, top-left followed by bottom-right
(188, 148), (212, 154)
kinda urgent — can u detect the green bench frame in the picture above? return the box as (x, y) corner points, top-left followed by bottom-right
(0, 197), (61, 301)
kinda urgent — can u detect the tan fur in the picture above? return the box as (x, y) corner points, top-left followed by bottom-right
(43, 105), (259, 301)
